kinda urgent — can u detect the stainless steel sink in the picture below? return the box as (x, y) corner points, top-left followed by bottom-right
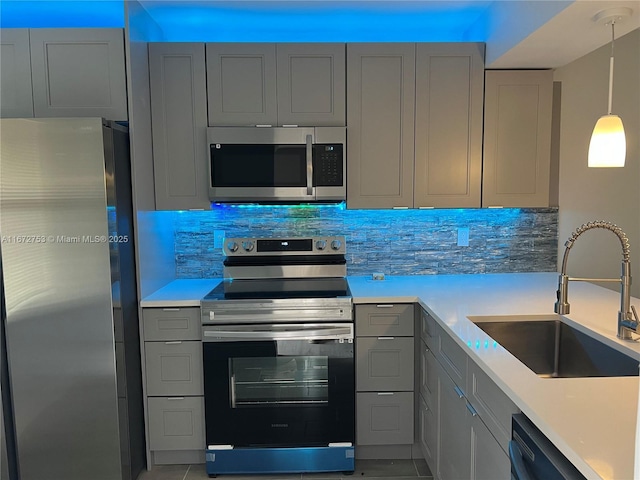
(472, 319), (639, 378)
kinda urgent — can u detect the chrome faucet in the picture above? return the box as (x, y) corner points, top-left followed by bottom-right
(554, 220), (639, 340)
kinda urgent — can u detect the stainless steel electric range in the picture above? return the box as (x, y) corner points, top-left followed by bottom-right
(200, 236), (354, 477)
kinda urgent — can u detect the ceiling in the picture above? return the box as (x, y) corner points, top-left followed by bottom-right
(1, 0), (638, 68)
(134, 0), (640, 67)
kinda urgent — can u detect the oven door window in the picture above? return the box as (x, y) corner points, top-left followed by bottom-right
(211, 144), (307, 187)
(203, 339), (354, 448)
(230, 356), (328, 407)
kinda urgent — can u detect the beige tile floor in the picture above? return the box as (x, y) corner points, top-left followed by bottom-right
(137, 459), (433, 480)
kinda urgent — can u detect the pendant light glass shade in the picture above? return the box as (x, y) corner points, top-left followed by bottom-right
(588, 114), (626, 167)
(587, 8), (631, 168)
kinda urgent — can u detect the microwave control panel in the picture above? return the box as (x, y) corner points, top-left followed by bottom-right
(313, 144), (343, 186)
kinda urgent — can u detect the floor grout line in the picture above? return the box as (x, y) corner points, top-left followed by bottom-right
(181, 464), (191, 480)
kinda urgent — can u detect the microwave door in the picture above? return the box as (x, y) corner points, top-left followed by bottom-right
(210, 143), (315, 202)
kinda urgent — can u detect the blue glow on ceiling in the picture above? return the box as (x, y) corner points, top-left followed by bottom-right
(141, 2), (492, 42)
(0, 1), (125, 28)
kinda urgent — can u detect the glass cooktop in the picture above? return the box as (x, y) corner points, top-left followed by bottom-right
(202, 278), (351, 301)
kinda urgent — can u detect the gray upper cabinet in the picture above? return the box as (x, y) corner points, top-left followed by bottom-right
(29, 28), (128, 120)
(149, 43), (210, 211)
(0, 29), (34, 118)
(414, 43), (484, 208)
(482, 70), (553, 207)
(346, 43), (416, 209)
(276, 43), (345, 126)
(206, 43), (278, 126)
(206, 43), (345, 127)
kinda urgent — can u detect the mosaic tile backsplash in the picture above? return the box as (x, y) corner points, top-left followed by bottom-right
(172, 205), (558, 278)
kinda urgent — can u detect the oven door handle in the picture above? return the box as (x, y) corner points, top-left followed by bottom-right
(202, 324), (353, 342)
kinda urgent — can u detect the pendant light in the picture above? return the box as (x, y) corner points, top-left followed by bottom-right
(588, 7), (632, 168)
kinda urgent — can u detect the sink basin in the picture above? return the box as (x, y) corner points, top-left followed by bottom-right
(471, 318), (639, 378)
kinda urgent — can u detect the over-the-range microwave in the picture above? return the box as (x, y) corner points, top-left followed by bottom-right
(207, 126), (346, 203)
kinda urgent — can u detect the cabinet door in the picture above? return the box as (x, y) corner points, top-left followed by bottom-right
(420, 342), (438, 407)
(482, 70), (553, 207)
(414, 43), (484, 208)
(346, 43), (416, 209)
(29, 28), (128, 120)
(206, 43), (277, 126)
(470, 413), (511, 480)
(148, 43), (210, 210)
(356, 392), (414, 445)
(276, 43), (345, 126)
(419, 394), (437, 471)
(0, 29), (34, 118)
(437, 363), (471, 480)
(356, 337), (414, 392)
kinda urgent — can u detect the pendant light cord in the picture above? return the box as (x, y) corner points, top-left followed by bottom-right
(608, 21), (615, 115)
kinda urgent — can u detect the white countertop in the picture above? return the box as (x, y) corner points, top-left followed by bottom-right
(141, 272), (640, 479)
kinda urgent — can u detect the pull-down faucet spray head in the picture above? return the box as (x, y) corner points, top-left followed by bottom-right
(554, 221), (634, 340)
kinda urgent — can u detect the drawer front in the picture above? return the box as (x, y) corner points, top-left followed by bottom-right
(436, 323), (467, 387)
(356, 337), (414, 391)
(145, 341), (204, 396)
(143, 307), (201, 341)
(419, 341), (437, 408)
(356, 392), (414, 446)
(147, 396), (205, 451)
(420, 308), (437, 350)
(467, 361), (519, 454)
(356, 304), (414, 337)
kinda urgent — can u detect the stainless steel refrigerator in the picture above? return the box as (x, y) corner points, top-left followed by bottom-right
(0, 118), (145, 480)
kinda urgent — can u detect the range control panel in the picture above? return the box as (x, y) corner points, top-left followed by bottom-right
(223, 236), (346, 256)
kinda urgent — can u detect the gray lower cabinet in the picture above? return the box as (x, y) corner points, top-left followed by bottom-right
(142, 307), (205, 465)
(357, 392), (414, 445)
(148, 43), (210, 210)
(206, 42), (345, 127)
(420, 307), (516, 479)
(436, 361), (471, 480)
(482, 69), (553, 207)
(1, 28), (127, 120)
(147, 397), (205, 451)
(355, 304), (415, 457)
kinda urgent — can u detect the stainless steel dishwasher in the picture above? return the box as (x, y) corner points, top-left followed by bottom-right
(510, 414), (586, 480)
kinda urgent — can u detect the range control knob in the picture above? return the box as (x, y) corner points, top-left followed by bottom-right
(315, 240), (327, 251)
(242, 240), (255, 252)
(226, 241), (239, 253)
(331, 239), (342, 251)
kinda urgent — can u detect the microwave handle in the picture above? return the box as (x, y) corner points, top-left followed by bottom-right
(306, 134), (313, 196)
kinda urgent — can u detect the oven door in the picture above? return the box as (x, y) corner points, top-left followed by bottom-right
(202, 323), (354, 448)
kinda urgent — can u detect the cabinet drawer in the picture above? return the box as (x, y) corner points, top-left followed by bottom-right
(467, 361), (519, 453)
(145, 341), (203, 396)
(356, 304), (414, 337)
(147, 397), (205, 451)
(143, 308), (201, 341)
(420, 308), (437, 350)
(435, 323), (467, 387)
(356, 392), (414, 445)
(356, 337), (414, 391)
